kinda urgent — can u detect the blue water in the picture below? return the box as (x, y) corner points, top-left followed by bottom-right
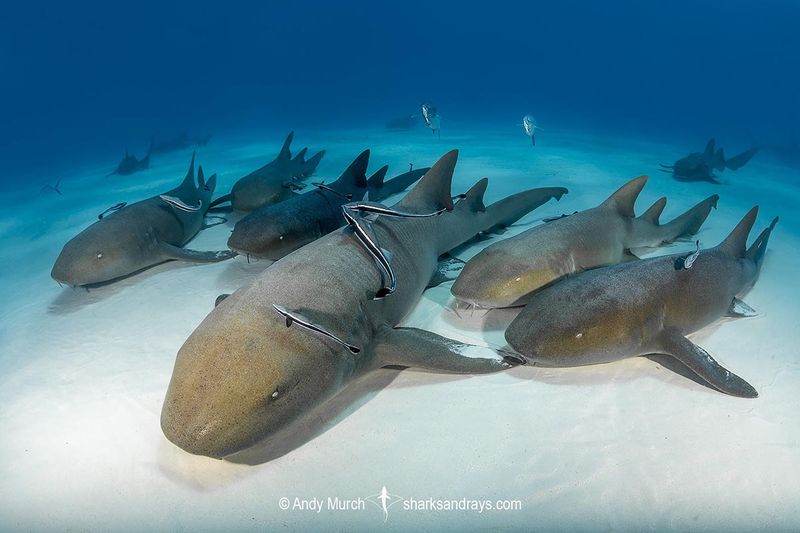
(2, 1), (799, 184)
(2, 2), (799, 531)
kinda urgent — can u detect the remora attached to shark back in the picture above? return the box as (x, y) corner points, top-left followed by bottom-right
(452, 175), (719, 308)
(226, 131), (325, 212)
(161, 149), (568, 458)
(227, 149), (430, 260)
(506, 208), (778, 397)
(52, 153), (234, 286)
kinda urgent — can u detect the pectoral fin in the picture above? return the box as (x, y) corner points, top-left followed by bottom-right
(373, 326), (524, 373)
(158, 242), (236, 263)
(656, 327), (757, 398)
(727, 297), (757, 317)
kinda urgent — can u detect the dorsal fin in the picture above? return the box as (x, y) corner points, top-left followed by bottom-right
(601, 175), (648, 217)
(704, 138), (716, 158)
(179, 151), (196, 189)
(292, 147), (308, 163)
(278, 131), (294, 160)
(460, 177), (488, 212)
(337, 150), (370, 188)
(197, 165), (205, 190)
(397, 149), (457, 213)
(639, 196), (667, 225)
(205, 173), (217, 195)
(367, 165), (389, 188)
(719, 206), (759, 258)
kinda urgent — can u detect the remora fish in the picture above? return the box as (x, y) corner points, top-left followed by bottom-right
(506, 209), (778, 398)
(52, 153), (234, 286)
(161, 150), (568, 458)
(452, 176), (719, 308)
(227, 150), (430, 260)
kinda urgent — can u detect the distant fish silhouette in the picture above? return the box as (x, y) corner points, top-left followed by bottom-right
(421, 102), (441, 139)
(40, 178), (62, 195)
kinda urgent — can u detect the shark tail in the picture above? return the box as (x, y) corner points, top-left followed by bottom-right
(725, 146), (760, 171)
(302, 150), (325, 177)
(481, 185), (569, 234)
(656, 194), (719, 243)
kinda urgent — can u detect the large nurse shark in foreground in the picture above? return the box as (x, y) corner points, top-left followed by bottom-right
(506, 207), (778, 397)
(52, 154), (234, 286)
(452, 175), (719, 308)
(161, 150), (567, 458)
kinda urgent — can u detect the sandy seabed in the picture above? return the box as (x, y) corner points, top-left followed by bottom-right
(1, 127), (798, 531)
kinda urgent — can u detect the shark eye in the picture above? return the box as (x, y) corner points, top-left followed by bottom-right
(279, 235), (284, 240)
(270, 390), (279, 401)
(96, 253), (103, 259)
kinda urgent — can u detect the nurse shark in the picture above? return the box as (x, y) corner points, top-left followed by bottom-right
(223, 131), (325, 211)
(452, 175), (719, 308)
(52, 153), (234, 286)
(506, 208), (778, 398)
(659, 138), (759, 184)
(227, 149), (429, 260)
(161, 150), (568, 458)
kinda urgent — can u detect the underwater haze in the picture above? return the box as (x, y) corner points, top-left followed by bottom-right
(1, 1), (799, 531)
(2, 0), (799, 183)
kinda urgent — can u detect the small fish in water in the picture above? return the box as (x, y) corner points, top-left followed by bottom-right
(674, 240), (701, 270)
(312, 181), (353, 200)
(97, 202), (127, 219)
(272, 304), (361, 354)
(40, 178), (63, 195)
(421, 102), (441, 138)
(522, 115), (541, 146)
(160, 195), (202, 212)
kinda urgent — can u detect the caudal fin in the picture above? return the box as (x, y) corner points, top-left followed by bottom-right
(657, 194), (719, 242)
(483, 186), (568, 233)
(725, 146), (759, 171)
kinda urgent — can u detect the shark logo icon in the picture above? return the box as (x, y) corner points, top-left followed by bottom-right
(366, 486), (404, 522)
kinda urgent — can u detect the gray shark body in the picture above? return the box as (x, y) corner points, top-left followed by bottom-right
(110, 139), (152, 176)
(452, 175), (719, 308)
(227, 149), (430, 260)
(161, 150), (568, 458)
(660, 138), (759, 183)
(52, 154), (234, 286)
(506, 208), (778, 398)
(228, 131), (325, 211)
